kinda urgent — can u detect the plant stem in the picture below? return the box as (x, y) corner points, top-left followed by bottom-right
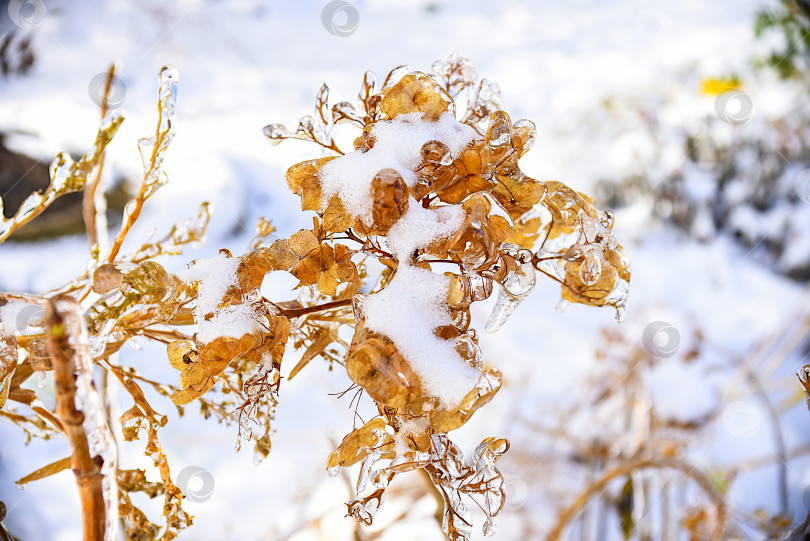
(46, 298), (106, 541)
(267, 298), (353, 318)
(546, 454), (727, 541)
(83, 64), (116, 249)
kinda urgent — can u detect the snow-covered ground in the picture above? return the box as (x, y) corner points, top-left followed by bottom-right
(1, 0), (808, 539)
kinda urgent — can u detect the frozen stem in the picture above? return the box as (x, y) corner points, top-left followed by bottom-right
(83, 63), (117, 250)
(46, 296), (117, 541)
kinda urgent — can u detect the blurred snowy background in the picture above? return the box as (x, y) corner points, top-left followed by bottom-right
(0, 0), (809, 539)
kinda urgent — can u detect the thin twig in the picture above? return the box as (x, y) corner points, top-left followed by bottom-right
(265, 297), (353, 318)
(105, 72), (172, 264)
(706, 339), (791, 513)
(546, 454), (728, 541)
(83, 64), (116, 248)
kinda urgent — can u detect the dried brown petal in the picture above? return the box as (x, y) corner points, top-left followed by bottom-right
(430, 368), (502, 432)
(346, 331), (422, 409)
(380, 72), (453, 121)
(123, 261), (173, 304)
(327, 417), (393, 472)
(412, 141), (458, 200)
(170, 333), (259, 405)
(370, 168), (409, 234)
(92, 263), (124, 294)
(288, 229), (320, 257)
(285, 157), (337, 211)
(237, 250), (275, 291)
(265, 239), (298, 272)
(511, 119), (536, 157)
(429, 194), (503, 272)
(167, 339), (197, 371)
(505, 217), (543, 250)
(323, 195), (352, 233)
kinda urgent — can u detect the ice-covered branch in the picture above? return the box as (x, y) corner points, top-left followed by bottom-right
(46, 296), (118, 541)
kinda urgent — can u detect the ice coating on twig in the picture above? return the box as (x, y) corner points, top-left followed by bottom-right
(140, 65), (178, 196)
(53, 298), (118, 541)
(0, 111), (123, 243)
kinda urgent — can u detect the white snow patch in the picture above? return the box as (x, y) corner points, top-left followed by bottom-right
(363, 264), (480, 409)
(197, 304), (259, 345)
(177, 253), (239, 315)
(176, 253), (258, 344)
(318, 112), (477, 224)
(386, 202), (464, 259)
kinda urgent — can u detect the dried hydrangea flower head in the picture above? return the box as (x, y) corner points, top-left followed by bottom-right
(262, 54), (630, 539)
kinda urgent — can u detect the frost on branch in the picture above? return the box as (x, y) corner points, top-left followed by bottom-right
(46, 297), (118, 541)
(0, 110), (123, 243)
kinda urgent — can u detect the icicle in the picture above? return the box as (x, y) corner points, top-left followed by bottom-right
(485, 291), (517, 333)
(485, 244), (535, 333)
